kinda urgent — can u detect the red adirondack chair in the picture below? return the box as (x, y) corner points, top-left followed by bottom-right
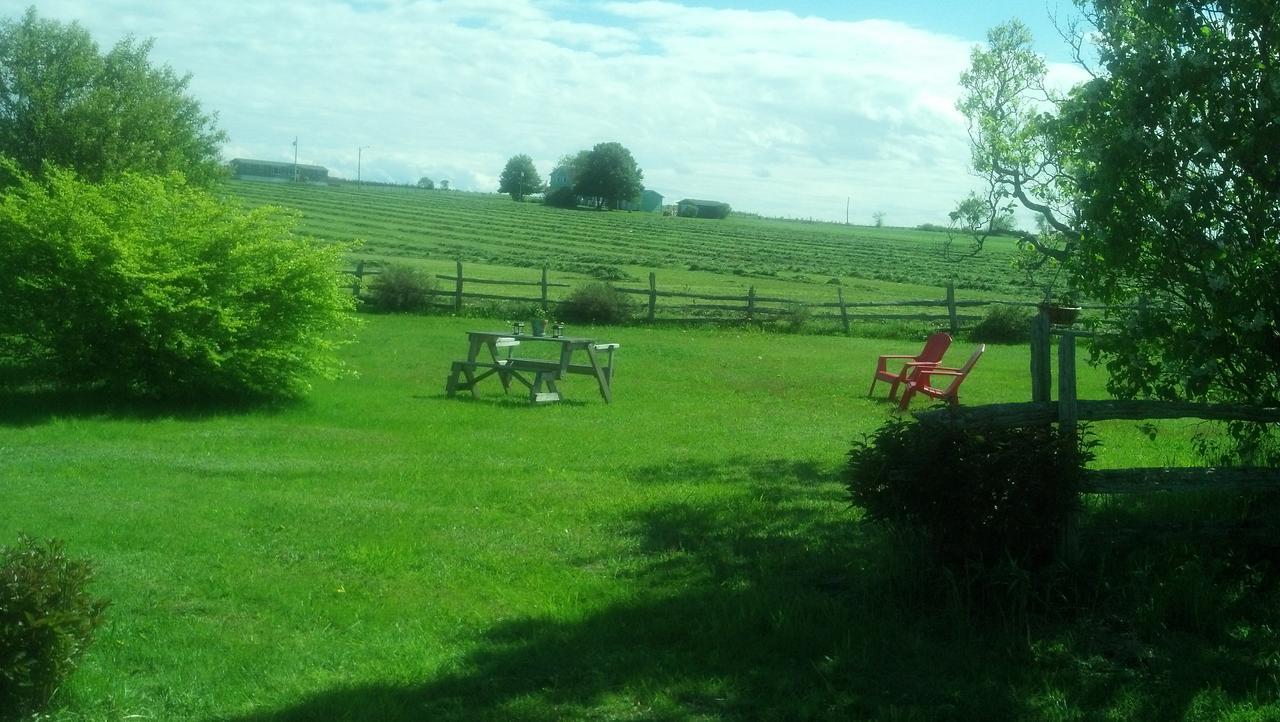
(868, 332), (952, 400)
(897, 344), (986, 410)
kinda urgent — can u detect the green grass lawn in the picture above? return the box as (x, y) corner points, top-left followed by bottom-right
(3, 315), (1276, 721)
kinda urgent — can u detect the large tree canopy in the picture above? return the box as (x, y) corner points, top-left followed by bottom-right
(573, 142), (644, 210)
(1067, 0), (1280, 414)
(961, 1), (1280, 460)
(0, 7), (226, 185)
(497, 153), (542, 201)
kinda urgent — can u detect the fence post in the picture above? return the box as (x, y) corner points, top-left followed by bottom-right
(454, 259), (463, 314)
(1030, 313), (1052, 403)
(647, 271), (657, 323)
(746, 285), (756, 322)
(1058, 332), (1078, 436)
(837, 286), (850, 335)
(353, 260), (365, 299)
(541, 265), (549, 312)
(945, 282), (959, 336)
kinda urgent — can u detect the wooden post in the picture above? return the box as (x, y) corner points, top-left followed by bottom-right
(353, 260), (365, 298)
(540, 265), (549, 312)
(1030, 313), (1052, 403)
(945, 282), (959, 336)
(454, 259), (464, 314)
(647, 271), (657, 323)
(746, 285), (756, 322)
(837, 286), (850, 335)
(1058, 332), (1078, 435)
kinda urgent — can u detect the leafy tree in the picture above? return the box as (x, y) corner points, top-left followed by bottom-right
(956, 20), (1081, 263)
(497, 153), (542, 201)
(872, 210), (886, 227)
(1064, 0), (1280, 459)
(0, 164), (355, 399)
(944, 191), (1016, 258)
(0, 7), (225, 185)
(417, 177), (434, 189)
(440, 179), (450, 190)
(573, 142), (643, 210)
(962, 3), (1280, 460)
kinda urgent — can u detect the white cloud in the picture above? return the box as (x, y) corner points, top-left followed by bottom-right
(29, 0), (1092, 225)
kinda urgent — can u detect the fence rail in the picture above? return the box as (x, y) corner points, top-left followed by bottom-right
(916, 320), (1280, 497)
(341, 259), (1074, 334)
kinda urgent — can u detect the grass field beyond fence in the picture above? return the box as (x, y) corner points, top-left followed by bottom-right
(227, 180), (1043, 304)
(4, 315), (1277, 721)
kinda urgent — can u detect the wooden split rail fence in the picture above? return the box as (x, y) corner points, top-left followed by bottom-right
(917, 314), (1280, 496)
(341, 260), (1071, 334)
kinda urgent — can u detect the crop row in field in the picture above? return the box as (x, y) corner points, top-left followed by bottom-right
(226, 181), (1041, 298)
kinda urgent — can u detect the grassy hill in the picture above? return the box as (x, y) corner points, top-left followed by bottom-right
(224, 181), (1041, 305)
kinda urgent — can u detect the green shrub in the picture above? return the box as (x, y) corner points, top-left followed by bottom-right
(1, 534), (108, 719)
(558, 282), (634, 325)
(366, 263), (438, 313)
(968, 304), (1032, 344)
(846, 419), (1094, 568)
(0, 165), (355, 399)
(775, 303), (810, 333)
(543, 186), (578, 209)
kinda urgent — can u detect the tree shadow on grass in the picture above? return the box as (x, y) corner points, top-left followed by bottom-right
(217, 457), (1279, 722)
(0, 385), (288, 427)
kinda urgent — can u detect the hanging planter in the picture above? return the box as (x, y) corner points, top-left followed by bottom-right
(1038, 302), (1081, 326)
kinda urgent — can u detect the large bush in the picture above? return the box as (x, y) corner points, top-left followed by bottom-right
(558, 282), (634, 325)
(1, 534), (108, 719)
(967, 304), (1032, 344)
(846, 419), (1094, 568)
(543, 186), (578, 209)
(366, 263), (438, 313)
(0, 165), (355, 399)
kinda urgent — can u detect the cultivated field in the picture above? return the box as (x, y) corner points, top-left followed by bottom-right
(225, 181), (1040, 306)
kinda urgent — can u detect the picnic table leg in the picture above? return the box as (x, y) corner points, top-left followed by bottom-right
(445, 364), (461, 397)
(529, 372), (562, 403)
(584, 345), (613, 403)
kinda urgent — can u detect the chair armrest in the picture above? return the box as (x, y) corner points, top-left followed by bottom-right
(920, 369), (964, 377)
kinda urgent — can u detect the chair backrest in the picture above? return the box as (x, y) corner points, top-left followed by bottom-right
(916, 332), (952, 364)
(942, 344), (986, 392)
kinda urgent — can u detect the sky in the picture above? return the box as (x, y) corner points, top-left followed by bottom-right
(33, 0), (1092, 226)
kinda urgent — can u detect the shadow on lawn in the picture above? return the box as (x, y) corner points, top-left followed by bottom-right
(0, 385), (284, 427)
(219, 457), (1279, 722)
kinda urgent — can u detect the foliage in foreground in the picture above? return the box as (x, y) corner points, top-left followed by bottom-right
(366, 263), (439, 314)
(846, 418), (1094, 568)
(1066, 0), (1280, 461)
(0, 165), (355, 399)
(0, 534), (107, 721)
(0, 7), (225, 186)
(959, 3), (1280, 460)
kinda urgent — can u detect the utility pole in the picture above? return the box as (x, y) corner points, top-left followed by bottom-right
(358, 145), (370, 187)
(846, 197), (850, 225)
(292, 137), (299, 182)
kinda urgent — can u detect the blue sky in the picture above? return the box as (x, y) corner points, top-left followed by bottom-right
(32, 0), (1090, 225)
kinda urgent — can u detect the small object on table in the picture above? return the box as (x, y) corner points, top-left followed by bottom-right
(513, 321), (525, 335)
(553, 322), (565, 337)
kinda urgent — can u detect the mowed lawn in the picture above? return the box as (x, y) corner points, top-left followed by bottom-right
(0, 315), (1237, 721)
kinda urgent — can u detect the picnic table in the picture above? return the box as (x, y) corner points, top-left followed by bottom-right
(445, 330), (619, 403)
